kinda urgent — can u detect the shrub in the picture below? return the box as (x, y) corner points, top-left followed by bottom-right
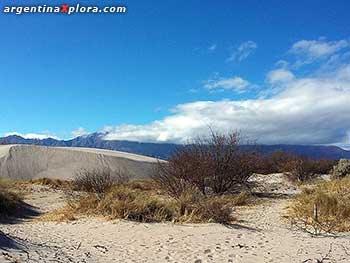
(0, 181), (22, 216)
(256, 151), (336, 177)
(153, 131), (258, 197)
(332, 159), (350, 179)
(288, 177), (350, 233)
(283, 158), (317, 182)
(256, 150), (296, 174)
(52, 184), (237, 224)
(74, 168), (129, 193)
(312, 159), (337, 175)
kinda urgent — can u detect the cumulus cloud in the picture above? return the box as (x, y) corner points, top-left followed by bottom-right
(204, 76), (256, 93)
(71, 127), (89, 138)
(104, 62), (350, 145)
(4, 132), (59, 140)
(227, 41), (257, 62)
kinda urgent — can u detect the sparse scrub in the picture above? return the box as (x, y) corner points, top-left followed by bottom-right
(257, 150), (296, 174)
(283, 157), (336, 182)
(74, 167), (129, 193)
(256, 151), (336, 178)
(47, 183), (243, 224)
(153, 131), (258, 197)
(30, 178), (74, 190)
(125, 179), (160, 192)
(332, 159), (350, 179)
(283, 158), (317, 182)
(288, 177), (350, 233)
(0, 180), (23, 216)
(312, 159), (337, 175)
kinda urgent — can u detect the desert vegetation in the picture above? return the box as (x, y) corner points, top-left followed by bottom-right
(332, 159), (350, 178)
(0, 179), (23, 216)
(30, 177), (74, 190)
(43, 132), (348, 227)
(288, 177), (350, 234)
(45, 131), (257, 224)
(152, 131), (259, 197)
(59, 185), (246, 223)
(74, 168), (130, 193)
(258, 150), (336, 182)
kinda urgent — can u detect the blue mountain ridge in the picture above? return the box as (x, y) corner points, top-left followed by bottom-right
(1, 133), (349, 160)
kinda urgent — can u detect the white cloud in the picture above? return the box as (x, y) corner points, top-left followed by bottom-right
(227, 41), (257, 62)
(4, 132), (59, 140)
(289, 39), (349, 67)
(267, 69), (295, 84)
(71, 127), (89, 138)
(204, 76), (256, 93)
(290, 39), (348, 58)
(103, 63), (350, 145)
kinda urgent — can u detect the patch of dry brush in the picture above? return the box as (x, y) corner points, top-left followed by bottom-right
(45, 180), (250, 224)
(0, 179), (23, 216)
(288, 177), (350, 233)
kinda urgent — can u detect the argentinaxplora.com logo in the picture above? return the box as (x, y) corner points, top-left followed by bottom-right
(3, 3), (127, 15)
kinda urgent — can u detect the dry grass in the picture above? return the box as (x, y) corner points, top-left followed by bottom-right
(287, 177), (350, 233)
(45, 181), (251, 224)
(30, 178), (74, 190)
(0, 179), (23, 216)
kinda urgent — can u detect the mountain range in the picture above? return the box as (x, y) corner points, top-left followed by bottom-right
(1, 133), (350, 160)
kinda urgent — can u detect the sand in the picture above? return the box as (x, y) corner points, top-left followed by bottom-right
(0, 145), (159, 180)
(1, 181), (350, 263)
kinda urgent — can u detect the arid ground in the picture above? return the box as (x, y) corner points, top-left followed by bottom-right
(1, 175), (350, 263)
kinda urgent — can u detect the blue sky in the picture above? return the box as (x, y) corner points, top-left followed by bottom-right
(1, 0), (350, 146)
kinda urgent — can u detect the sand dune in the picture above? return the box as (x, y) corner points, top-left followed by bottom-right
(0, 145), (160, 180)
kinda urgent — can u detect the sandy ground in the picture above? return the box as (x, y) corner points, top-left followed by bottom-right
(1, 182), (350, 263)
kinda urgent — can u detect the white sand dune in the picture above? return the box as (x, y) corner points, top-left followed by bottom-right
(0, 145), (160, 180)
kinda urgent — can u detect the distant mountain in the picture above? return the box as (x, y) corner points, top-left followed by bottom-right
(0, 133), (179, 159)
(1, 133), (350, 160)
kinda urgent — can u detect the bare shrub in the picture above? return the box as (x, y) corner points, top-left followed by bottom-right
(153, 131), (258, 197)
(256, 150), (336, 177)
(332, 159), (350, 179)
(74, 168), (129, 193)
(288, 177), (350, 234)
(283, 158), (337, 182)
(283, 158), (317, 182)
(256, 150), (296, 174)
(312, 159), (337, 175)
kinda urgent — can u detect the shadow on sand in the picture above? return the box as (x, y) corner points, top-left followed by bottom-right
(251, 191), (294, 199)
(0, 231), (22, 250)
(223, 222), (262, 232)
(0, 202), (40, 225)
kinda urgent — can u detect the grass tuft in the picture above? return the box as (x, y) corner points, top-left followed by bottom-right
(0, 179), (23, 216)
(287, 177), (350, 233)
(30, 178), (74, 190)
